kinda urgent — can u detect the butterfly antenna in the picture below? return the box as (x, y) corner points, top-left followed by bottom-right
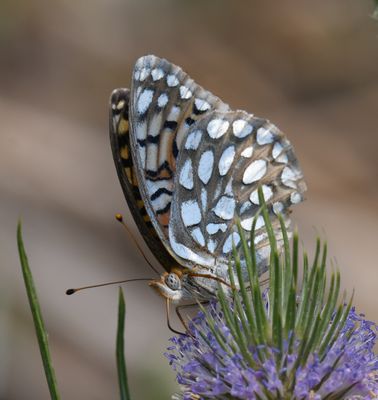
(66, 277), (152, 295)
(115, 213), (160, 276)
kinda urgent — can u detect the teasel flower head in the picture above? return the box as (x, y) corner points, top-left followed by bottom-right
(166, 189), (378, 399)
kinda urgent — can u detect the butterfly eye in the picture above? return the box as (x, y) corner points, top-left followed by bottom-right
(165, 273), (181, 291)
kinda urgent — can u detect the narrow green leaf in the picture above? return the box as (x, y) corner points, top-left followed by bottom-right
(17, 222), (60, 400)
(285, 283), (297, 339)
(236, 218), (252, 267)
(224, 229), (268, 362)
(196, 302), (242, 372)
(285, 283), (297, 360)
(234, 292), (254, 347)
(321, 293), (354, 357)
(232, 232), (257, 346)
(226, 258), (237, 299)
(248, 210), (261, 285)
(271, 251), (283, 356)
(230, 247), (255, 346)
(257, 186), (277, 252)
(258, 187), (278, 312)
(252, 284), (268, 347)
(301, 266), (323, 341)
(313, 270), (339, 349)
(245, 211), (270, 349)
(217, 283), (240, 352)
(225, 260), (257, 356)
(300, 314), (323, 366)
(278, 214), (291, 317)
(296, 249), (318, 334)
(249, 213), (269, 344)
(292, 262), (327, 370)
(317, 242), (328, 308)
(198, 300), (234, 356)
(320, 241), (328, 271)
(292, 230), (299, 286)
(250, 218), (269, 343)
(294, 250), (308, 332)
(320, 270), (340, 333)
(216, 285), (253, 363)
(319, 305), (344, 357)
(318, 291), (353, 359)
(232, 311), (256, 368)
(312, 263), (327, 317)
(116, 288), (131, 400)
(312, 237), (321, 270)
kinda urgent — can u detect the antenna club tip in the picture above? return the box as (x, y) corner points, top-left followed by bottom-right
(66, 288), (76, 295)
(115, 213), (123, 222)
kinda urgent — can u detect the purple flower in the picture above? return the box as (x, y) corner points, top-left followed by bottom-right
(166, 302), (378, 399)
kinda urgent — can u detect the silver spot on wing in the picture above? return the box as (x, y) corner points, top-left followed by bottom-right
(218, 146), (236, 176)
(181, 200), (202, 227)
(207, 119), (229, 139)
(243, 160), (267, 184)
(198, 150), (214, 184)
(213, 195), (235, 220)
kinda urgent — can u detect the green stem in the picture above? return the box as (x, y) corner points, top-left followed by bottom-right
(116, 288), (131, 400)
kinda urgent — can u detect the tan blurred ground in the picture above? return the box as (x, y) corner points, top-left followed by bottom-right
(0, 1), (377, 399)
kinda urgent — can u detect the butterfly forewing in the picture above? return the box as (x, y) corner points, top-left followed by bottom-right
(169, 110), (306, 278)
(109, 88), (177, 271)
(128, 55), (230, 264)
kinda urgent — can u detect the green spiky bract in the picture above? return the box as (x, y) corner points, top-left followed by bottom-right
(17, 222), (61, 400)
(200, 187), (354, 398)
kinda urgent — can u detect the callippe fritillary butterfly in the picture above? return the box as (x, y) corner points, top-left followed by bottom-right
(109, 55), (306, 326)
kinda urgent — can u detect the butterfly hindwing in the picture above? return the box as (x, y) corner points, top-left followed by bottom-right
(169, 110), (307, 275)
(128, 55), (230, 262)
(109, 88), (177, 271)
(110, 55), (307, 293)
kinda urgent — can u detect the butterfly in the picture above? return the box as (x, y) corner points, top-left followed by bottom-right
(109, 55), (306, 310)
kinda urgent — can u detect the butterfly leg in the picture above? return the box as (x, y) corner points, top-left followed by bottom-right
(175, 301), (210, 335)
(187, 272), (235, 290)
(166, 299), (186, 335)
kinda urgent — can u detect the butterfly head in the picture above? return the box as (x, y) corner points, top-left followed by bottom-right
(149, 270), (184, 303)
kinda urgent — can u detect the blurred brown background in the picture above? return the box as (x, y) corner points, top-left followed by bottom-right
(0, 1), (377, 399)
